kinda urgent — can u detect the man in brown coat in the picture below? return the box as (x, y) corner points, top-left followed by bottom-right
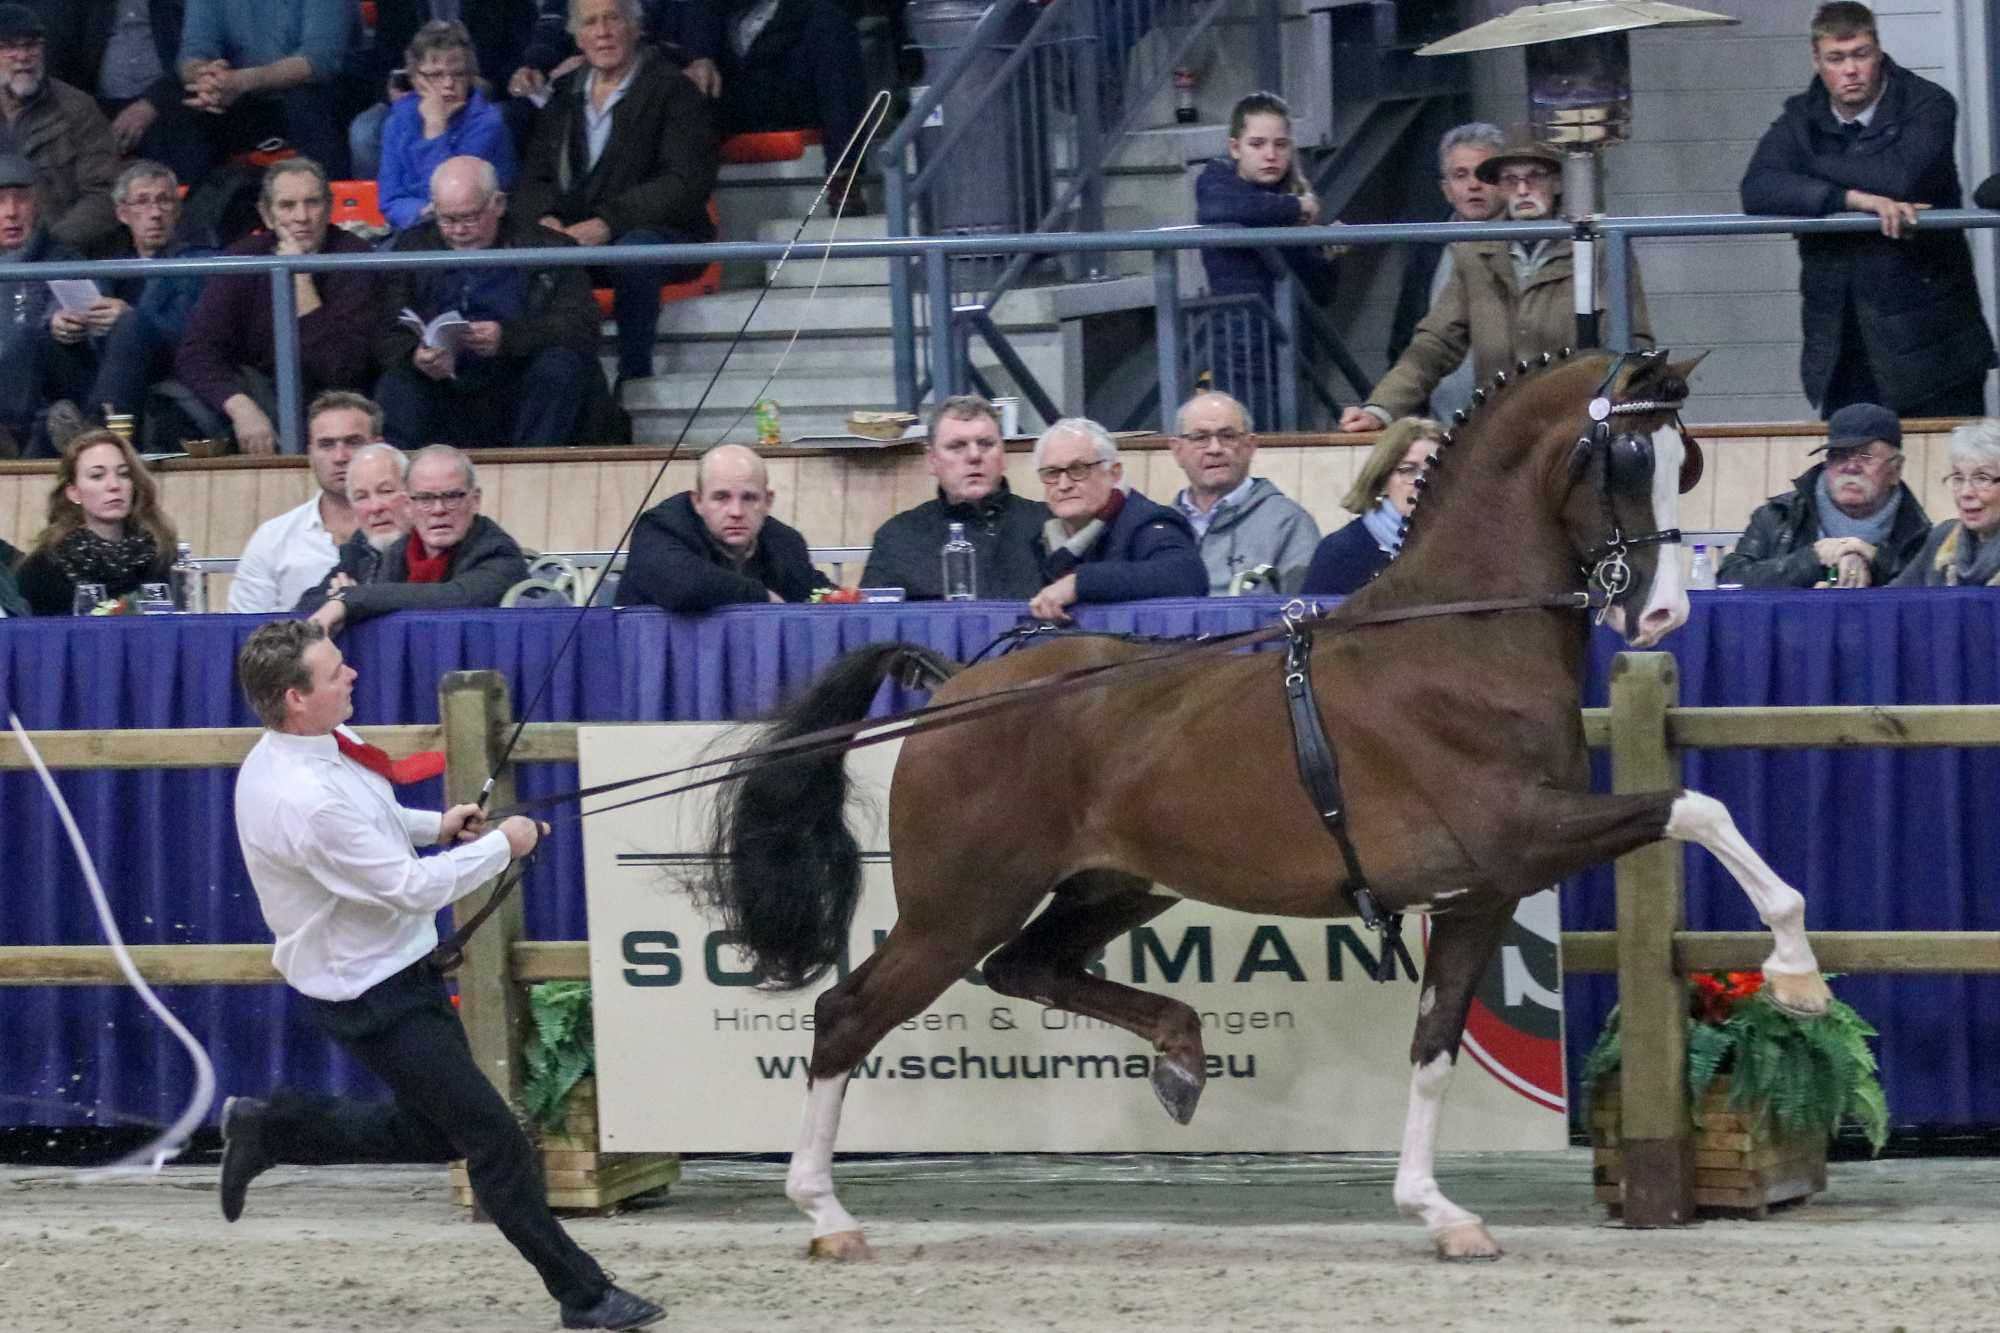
(0, 4), (117, 249)
(1341, 132), (1653, 431)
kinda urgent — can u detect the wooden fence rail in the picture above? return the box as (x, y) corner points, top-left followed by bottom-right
(5, 658), (2000, 1232)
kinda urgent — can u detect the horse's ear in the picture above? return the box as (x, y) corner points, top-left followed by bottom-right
(1669, 351), (1710, 382)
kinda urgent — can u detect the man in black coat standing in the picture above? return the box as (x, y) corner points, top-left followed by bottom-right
(620, 443), (830, 611)
(1740, 1), (1994, 419)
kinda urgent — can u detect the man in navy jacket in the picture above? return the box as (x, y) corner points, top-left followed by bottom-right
(1740, 2), (1994, 417)
(1029, 417), (1207, 622)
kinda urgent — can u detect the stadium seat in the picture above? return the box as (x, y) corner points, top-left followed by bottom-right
(329, 179), (387, 231)
(719, 130), (822, 165)
(590, 198), (724, 317)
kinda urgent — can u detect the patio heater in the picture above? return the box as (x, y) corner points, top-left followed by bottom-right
(1418, 2), (1737, 348)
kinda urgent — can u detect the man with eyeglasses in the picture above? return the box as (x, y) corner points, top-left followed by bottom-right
(1387, 121), (1503, 424)
(1720, 401), (1930, 589)
(859, 394), (1048, 600)
(1742, 3), (1993, 420)
(1168, 390), (1318, 594)
(1340, 128), (1652, 433)
(1029, 417), (1206, 622)
(0, 4), (118, 249)
(373, 154), (605, 448)
(308, 443), (529, 631)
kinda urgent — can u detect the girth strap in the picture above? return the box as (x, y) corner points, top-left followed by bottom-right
(1279, 615), (1418, 985)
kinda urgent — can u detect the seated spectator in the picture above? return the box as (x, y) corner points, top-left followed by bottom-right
(0, 532), (29, 615)
(1301, 416), (1441, 597)
(0, 5), (118, 249)
(1169, 390), (1319, 594)
(175, 158), (383, 455)
(1029, 417), (1206, 622)
(1194, 91), (1334, 417)
(1719, 402), (1929, 588)
(859, 394), (1047, 600)
(12, 427), (176, 614)
(620, 442), (828, 611)
(352, 1), (538, 180)
(376, 21), (518, 233)
(37, 0), (207, 186)
(307, 444), (528, 631)
(513, 0), (718, 393)
(1891, 418), (2000, 586)
(177, 0), (351, 178)
(226, 391), (376, 612)
(295, 440), (414, 613)
(374, 155), (604, 448)
(0, 155), (93, 459)
(55, 161), (216, 444)
(678, 0), (869, 211)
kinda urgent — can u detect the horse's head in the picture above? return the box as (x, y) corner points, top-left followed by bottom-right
(1553, 349), (1704, 648)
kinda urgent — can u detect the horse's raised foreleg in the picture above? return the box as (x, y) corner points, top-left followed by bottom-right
(1393, 903), (1515, 1262)
(981, 878), (1209, 1124)
(1665, 790), (1830, 1016)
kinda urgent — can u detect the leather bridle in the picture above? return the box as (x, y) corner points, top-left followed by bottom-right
(1568, 350), (1701, 609)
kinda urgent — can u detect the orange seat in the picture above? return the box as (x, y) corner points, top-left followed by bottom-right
(359, 1), (379, 29)
(719, 130), (822, 165)
(591, 198), (723, 316)
(329, 179), (387, 230)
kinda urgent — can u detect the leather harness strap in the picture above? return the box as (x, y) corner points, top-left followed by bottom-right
(1280, 608), (1419, 985)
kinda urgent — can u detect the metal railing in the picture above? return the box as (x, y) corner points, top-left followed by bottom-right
(4, 208), (1994, 454)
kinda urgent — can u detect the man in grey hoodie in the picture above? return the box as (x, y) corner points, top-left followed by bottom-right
(1169, 391), (1320, 594)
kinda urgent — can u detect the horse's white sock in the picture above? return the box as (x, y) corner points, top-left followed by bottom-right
(785, 1074), (860, 1239)
(1665, 791), (1818, 975)
(1393, 1051), (1482, 1235)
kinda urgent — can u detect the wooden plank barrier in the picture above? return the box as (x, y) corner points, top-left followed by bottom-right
(5, 662), (2000, 1232)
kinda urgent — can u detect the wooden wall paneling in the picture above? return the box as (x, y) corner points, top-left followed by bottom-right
(1002, 452), (1040, 501)
(543, 458), (602, 554)
(1707, 434), (1768, 541)
(158, 468), (211, 557)
(1293, 444), (1363, 533)
(761, 458), (800, 527)
(839, 453), (901, 548)
(206, 470), (271, 561)
(1909, 430), (1952, 522)
(788, 456), (848, 548)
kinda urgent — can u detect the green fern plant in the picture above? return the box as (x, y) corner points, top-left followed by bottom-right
(520, 981), (595, 1133)
(1582, 972), (1889, 1154)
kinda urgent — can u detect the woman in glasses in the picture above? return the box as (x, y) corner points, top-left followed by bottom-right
(377, 21), (518, 233)
(1892, 419), (2000, 586)
(1299, 416), (1441, 597)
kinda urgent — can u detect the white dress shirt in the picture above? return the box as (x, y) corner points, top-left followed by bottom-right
(227, 495), (342, 614)
(235, 726), (512, 1001)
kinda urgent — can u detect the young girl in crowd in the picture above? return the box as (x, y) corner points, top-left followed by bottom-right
(14, 429), (177, 616)
(1194, 91), (1336, 422)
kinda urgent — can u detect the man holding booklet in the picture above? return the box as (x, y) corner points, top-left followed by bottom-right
(373, 155), (607, 449)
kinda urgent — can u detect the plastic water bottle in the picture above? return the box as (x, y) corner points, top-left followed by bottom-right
(170, 541), (206, 613)
(940, 522), (976, 601)
(1687, 543), (1715, 590)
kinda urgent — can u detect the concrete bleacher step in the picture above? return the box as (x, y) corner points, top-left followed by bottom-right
(754, 214), (890, 289)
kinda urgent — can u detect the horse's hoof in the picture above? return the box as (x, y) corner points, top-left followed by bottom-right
(807, 1229), (873, 1262)
(1151, 1055), (1206, 1125)
(1433, 1222), (1503, 1262)
(1766, 970), (1832, 1018)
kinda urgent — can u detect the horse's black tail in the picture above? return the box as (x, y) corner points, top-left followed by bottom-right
(694, 641), (959, 990)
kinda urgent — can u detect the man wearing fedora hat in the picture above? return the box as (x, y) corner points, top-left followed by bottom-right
(1719, 400), (1931, 588)
(0, 3), (119, 249)
(1340, 127), (1653, 433)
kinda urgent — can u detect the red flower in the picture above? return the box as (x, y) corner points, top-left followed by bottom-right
(1688, 970), (1766, 1025)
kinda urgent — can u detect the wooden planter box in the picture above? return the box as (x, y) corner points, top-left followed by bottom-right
(451, 1078), (681, 1214)
(1591, 1078), (1827, 1218)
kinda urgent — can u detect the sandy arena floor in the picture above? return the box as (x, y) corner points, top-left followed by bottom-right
(1, 1151), (1994, 1332)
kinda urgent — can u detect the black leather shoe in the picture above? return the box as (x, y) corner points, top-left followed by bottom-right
(217, 1095), (274, 1222)
(561, 1284), (665, 1330)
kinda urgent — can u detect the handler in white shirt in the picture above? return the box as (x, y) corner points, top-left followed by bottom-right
(225, 393), (378, 613)
(220, 620), (664, 1332)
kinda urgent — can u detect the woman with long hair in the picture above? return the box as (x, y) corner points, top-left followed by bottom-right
(1299, 416), (1443, 595)
(14, 429), (177, 615)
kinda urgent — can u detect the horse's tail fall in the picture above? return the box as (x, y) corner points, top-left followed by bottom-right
(695, 641), (958, 990)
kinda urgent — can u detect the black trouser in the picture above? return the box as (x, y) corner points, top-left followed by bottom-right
(1821, 313), (1991, 419)
(375, 347), (601, 448)
(721, 0), (870, 172)
(265, 960), (607, 1308)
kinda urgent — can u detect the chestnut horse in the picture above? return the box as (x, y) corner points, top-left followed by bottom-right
(696, 349), (1831, 1262)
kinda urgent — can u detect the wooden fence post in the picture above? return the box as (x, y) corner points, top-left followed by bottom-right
(440, 671), (527, 1109)
(1608, 651), (1693, 1226)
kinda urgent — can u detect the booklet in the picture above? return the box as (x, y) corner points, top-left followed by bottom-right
(398, 306), (470, 351)
(47, 279), (101, 313)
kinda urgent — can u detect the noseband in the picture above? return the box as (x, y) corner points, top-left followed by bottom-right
(1569, 351), (1700, 608)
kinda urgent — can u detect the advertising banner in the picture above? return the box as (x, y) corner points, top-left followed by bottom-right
(581, 724), (1567, 1153)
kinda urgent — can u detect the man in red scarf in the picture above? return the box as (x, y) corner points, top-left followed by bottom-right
(308, 443), (528, 632)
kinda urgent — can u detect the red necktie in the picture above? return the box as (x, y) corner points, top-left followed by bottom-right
(333, 730), (448, 785)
